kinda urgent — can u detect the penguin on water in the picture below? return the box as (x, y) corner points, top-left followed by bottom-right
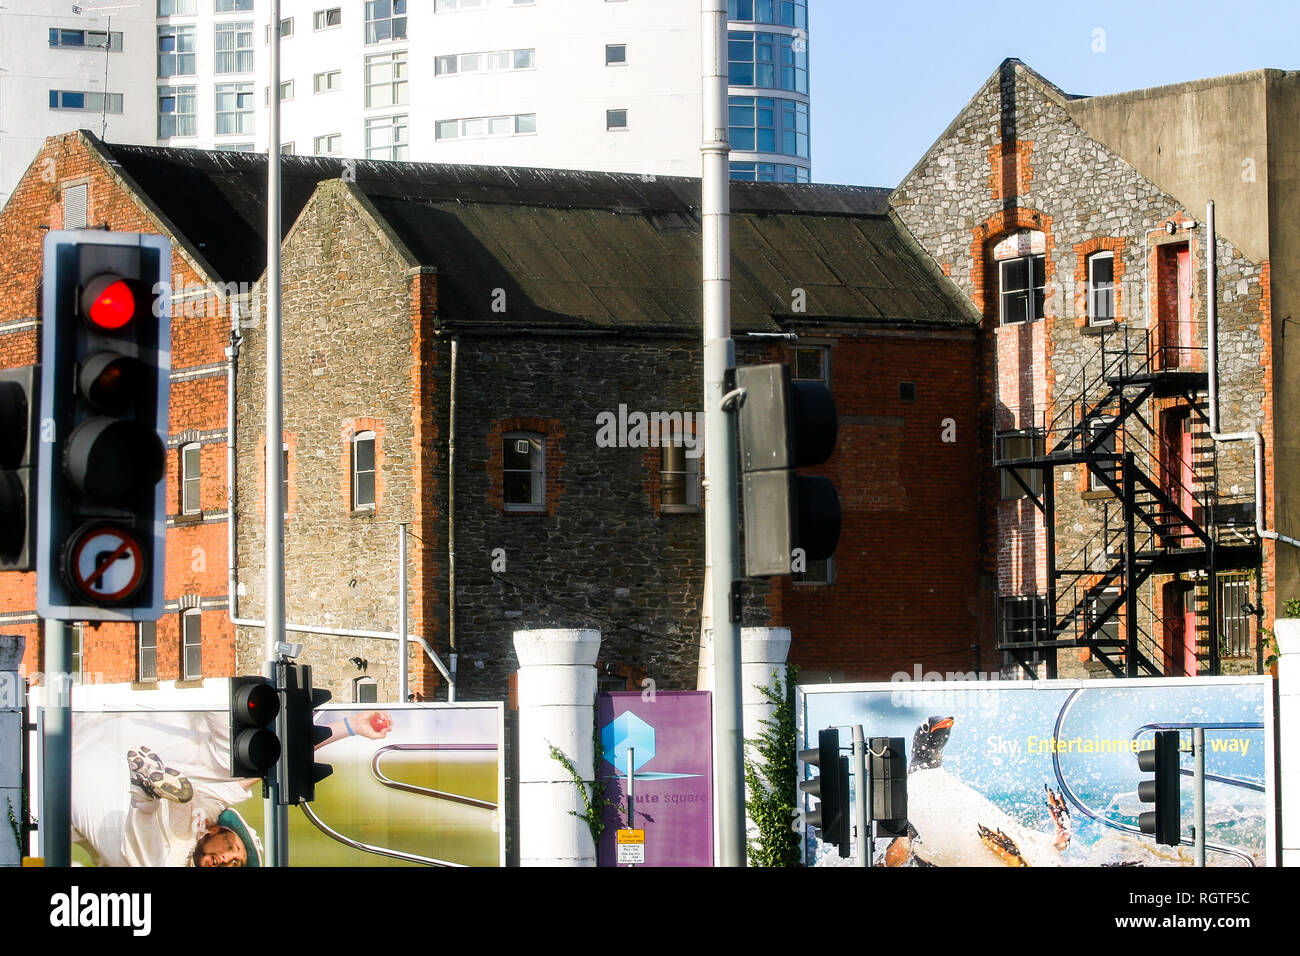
(880, 716), (1072, 867)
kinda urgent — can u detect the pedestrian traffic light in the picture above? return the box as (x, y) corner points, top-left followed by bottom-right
(734, 363), (840, 577)
(229, 676), (282, 780)
(36, 231), (170, 622)
(798, 727), (850, 858)
(0, 365), (39, 572)
(1138, 729), (1181, 846)
(281, 664), (333, 805)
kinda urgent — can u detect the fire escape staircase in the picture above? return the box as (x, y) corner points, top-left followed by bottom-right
(994, 327), (1260, 679)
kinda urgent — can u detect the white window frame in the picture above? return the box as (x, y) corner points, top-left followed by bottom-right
(365, 114), (409, 159)
(158, 0), (197, 14)
(352, 431), (377, 511)
(50, 91), (123, 113)
(213, 0), (253, 11)
(215, 82), (254, 136)
(503, 431), (545, 513)
(315, 8), (343, 30)
(214, 20), (254, 74)
(1087, 250), (1115, 325)
(998, 254), (1045, 325)
(181, 609), (202, 681)
(793, 555), (834, 586)
(605, 43), (627, 65)
(353, 676), (379, 703)
(791, 346), (828, 384)
(435, 113), (534, 140)
(314, 133), (342, 155)
(364, 0), (407, 44)
(181, 442), (201, 514)
(365, 50), (408, 109)
(435, 48), (534, 76)
(158, 85), (197, 137)
(157, 24), (195, 77)
(314, 70), (342, 93)
(137, 622), (158, 683)
(606, 108), (628, 130)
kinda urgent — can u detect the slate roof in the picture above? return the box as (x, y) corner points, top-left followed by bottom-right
(89, 133), (976, 334)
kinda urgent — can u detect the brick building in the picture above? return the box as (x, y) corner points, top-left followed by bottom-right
(893, 61), (1300, 677)
(1, 133), (986, 702)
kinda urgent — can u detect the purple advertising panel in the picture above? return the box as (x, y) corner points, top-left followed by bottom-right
(597, 691), (713, 866)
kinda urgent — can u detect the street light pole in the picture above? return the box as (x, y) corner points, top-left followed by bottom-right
(701, 0), (746, 867)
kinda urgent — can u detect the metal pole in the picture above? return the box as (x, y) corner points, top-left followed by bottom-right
(1123, 453), (1138, 677)
(853, 725), (868, 867)
(1193, 727), (1206, 866)
(626, 745), (635, 868)
(398, 522), (408, 702)
(701, 0), (745, 867)
(263, 0), (287, 867)
(447, 335), (457, 703)
(39, 620), (71, 866)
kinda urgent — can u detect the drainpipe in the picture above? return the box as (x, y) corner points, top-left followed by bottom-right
(226, 305), (242, 621)
(1204, 199), (1300, 550)
(448, 334), (458, 701)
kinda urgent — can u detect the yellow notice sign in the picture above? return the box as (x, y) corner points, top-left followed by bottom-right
(616, 829), (645, 864)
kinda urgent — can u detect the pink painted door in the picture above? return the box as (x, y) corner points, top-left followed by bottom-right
(1162, 582), (1198, 676)
(1160, 409), (1194, 544)
(1177, 248), (1193, 367)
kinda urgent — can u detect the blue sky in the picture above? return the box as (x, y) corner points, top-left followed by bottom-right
(810, 0), (1300, 188)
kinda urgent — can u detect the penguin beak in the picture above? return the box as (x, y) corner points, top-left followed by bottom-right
(930, 717), (955, 732)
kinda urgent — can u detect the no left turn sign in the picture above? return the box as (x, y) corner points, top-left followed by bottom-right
(64, 524), (148, 605)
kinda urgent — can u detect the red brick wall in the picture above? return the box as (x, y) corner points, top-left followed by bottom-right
(0, 132), (234, 686)
(769, 329), (987, 680)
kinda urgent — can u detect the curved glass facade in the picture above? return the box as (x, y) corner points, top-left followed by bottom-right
(729, 161), (810, 183)
(728, 31), (808, 94)
(728, 95), (809, 159)
(728, 0), (808, 29)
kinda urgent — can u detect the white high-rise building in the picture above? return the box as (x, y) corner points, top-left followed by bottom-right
(0, 0), (811, 206)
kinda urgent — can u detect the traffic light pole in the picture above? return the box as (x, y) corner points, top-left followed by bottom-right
(262, 0), (289, 868)
(1194, 727), (1206, 867)
(701, 0), (745, 868)
(853, 725), (869, 868)
(39, 619), (71, 866)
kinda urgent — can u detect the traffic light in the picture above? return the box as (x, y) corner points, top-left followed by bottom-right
(1138, 729), (1181, 846)
(798, 727), (850, 858)
(869, 736), (908, 836)
(734, 363), (840, 577)
(229, 676), (282, 780)
(281, 664), (333, 805)
(36, 231), (170, 622)
(0, 366), (39, 571)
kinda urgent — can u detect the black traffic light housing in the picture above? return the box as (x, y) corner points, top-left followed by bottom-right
(870, 736), (909, 837)
(798, 727), (850, 858)
(36, 231), (170, 621)
(229, 676), (282, 780)
(281, 664), (333, 805)
(0, 365), (39, 571)
(1138, 729), (1182, 846)
(735, 363), (840, 577)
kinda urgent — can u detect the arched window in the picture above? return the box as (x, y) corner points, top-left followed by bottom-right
(993, 229), (1046, 324)
(180, 442), (201, 514)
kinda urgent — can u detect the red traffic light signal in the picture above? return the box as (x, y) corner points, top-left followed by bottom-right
(229, 676), (282, 779)
(37, 231), (171, 622)
(82, 275), (140, 330)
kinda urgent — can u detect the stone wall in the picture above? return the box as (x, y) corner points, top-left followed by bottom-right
(893, 61), (1271, 675)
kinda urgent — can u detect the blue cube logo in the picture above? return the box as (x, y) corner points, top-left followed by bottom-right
(602, 711), (655, 773)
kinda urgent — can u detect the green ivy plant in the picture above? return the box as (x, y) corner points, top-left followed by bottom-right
(548, 725), (623, 854)
(7, 796), (19, 858)
(744, 664), (802, 867)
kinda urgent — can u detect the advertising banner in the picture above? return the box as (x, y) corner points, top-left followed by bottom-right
(799, 677), (1274, 867)
(63, 696), (504, 867)
(597, 691), (713, 866)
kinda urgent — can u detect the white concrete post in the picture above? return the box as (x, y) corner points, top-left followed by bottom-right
(514, 628), (601, 867)
(1276, 618), (1300, 867)
(0, 635), (26, 867)
(740, 627), (792, 861)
